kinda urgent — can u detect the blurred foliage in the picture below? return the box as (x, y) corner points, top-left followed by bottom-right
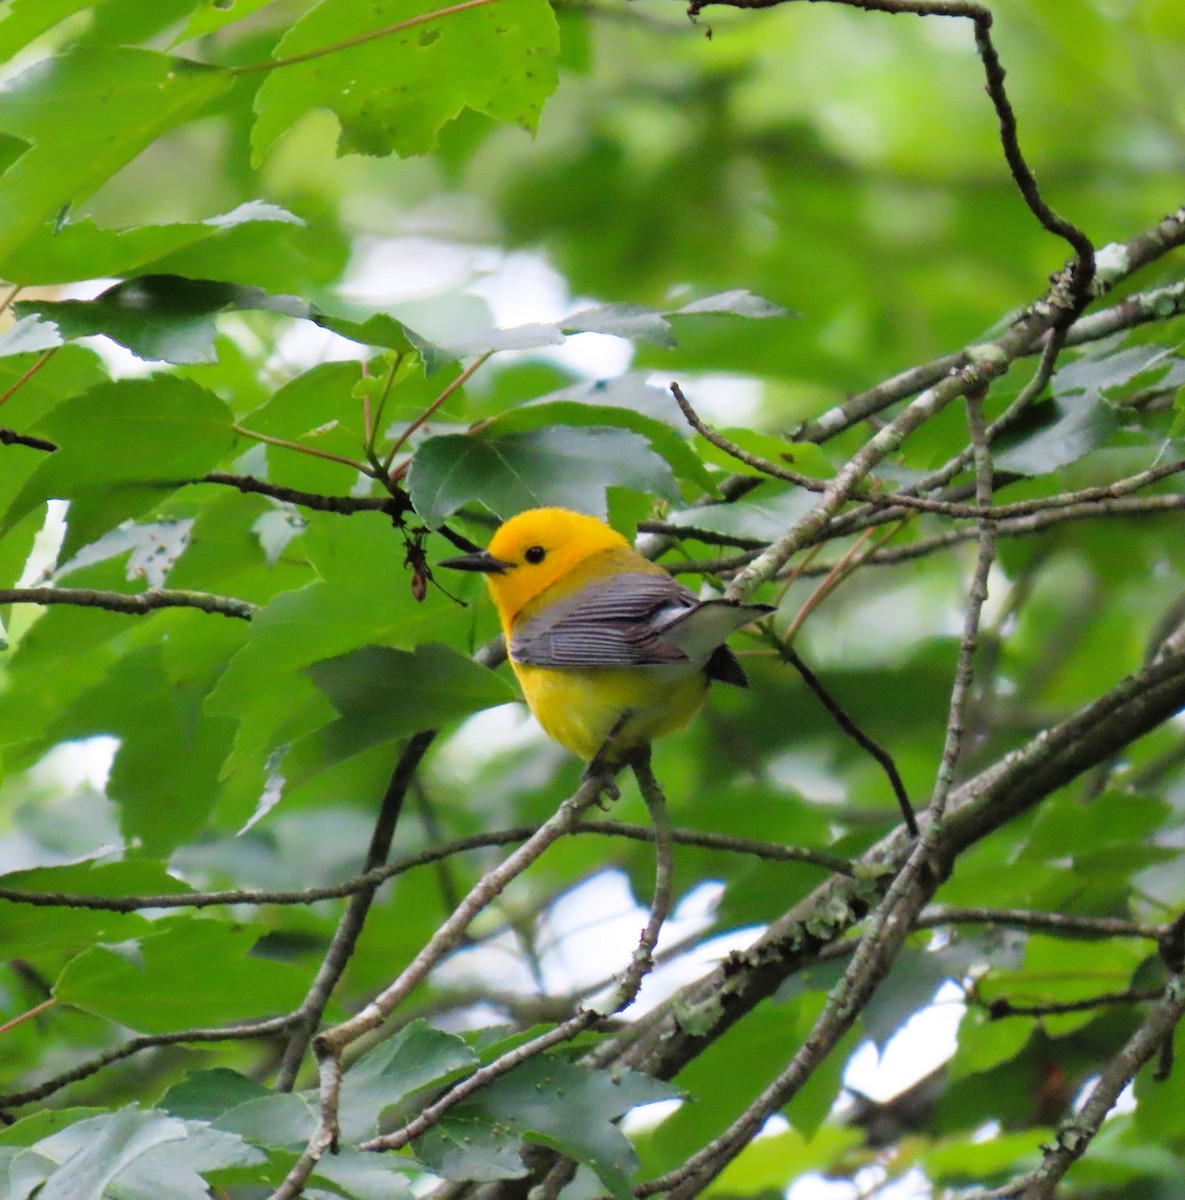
(0, 0), (1183, 1197)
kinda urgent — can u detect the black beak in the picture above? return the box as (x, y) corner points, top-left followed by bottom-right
(438, 550), (515, 575)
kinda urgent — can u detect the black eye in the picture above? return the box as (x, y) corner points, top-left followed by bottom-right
(524, 545), (546, 565)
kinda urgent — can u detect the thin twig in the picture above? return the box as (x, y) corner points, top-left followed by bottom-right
(669, 381), (824, 491)
(202, 471), (390, 515)
(927, 390), (996, 822)
(274, 729), (437, 1091)
(955, 974), (1185, 1200)
(0, 997), (56, 1038)
(772, 640), (918, 835)
(270, 767), (623, 1198)
(232, 422), (377, 477)
(385, 350), (493, 474)
(985, 987), (1162, 1020)
(798, 494), (1185, 574)
(358, 749), (674, 1157)
(916, 907), (1163, 941)
(0, 820), (854, 915)
(780, 524), (896, 643)
(0, 1015), (296, 1109)
(0, 347), (59, 410)
(795, 280), (1185, 445)
(0, 587), (257, 621)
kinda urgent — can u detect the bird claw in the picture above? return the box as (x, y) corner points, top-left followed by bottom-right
(582, 764), (620, 806)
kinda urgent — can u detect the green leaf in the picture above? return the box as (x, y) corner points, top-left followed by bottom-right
(242, 358), (373, 494)
(0, 49), (231, 261)
(492, 400), (715, 490)
(339, 1019), (478, 1141)
(990, 936), (1149, 1037)
(175, 0), (281, 42)
(669, 482), (819, 544)
(692, 429), (831, 480)
(0, 1109), (105, 1149)
(17, 274), (439, 367)
(408, 425), (680, 527)
(313, 310), (431, 358)
(2, 374), (235, 560)
(670, 290), (796, 319)
(0, 858), (191, 903)
(15, 276), (303, 365)
(419, 1059), (679, 1200)
(921, 1128), (1047, 1182)
(708, 1125), (861, 1196)
(54, 916), (309, 1033)
(204, 511), (463, 780)
(560, 303), (676, 347)
(0, 860), (171, 958)
(161, 1070), (272, 1122)
(946, 1007), (1034, 1081)
(0, 0), (112, 62)
(1052, 344), (1176, 397)
(0, 201), (304, 288)
(312, 1148), (417, 1200)
(212, 1092), (320, 1148)
(15, 1108), (188, 1200)
(993, 391), (1121, 476)
(294, 643), (516, 776)
(48, 644), (237, 854)
(551, 290), (794, 350)
(9, 1108), (263, 1200)
(250, 0), (559, 162)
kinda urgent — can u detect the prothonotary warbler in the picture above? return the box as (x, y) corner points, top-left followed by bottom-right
(440, 507), (773, 762)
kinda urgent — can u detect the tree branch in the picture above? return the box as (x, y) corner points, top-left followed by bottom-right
(0, 587), (257, 621)
(358, 751), (674, 1158)
(956, 974), (1185, 1200)
(0, 1015), (295, 1111)
(273, 728), (438, 1091)
(0, 820), (853, 913)
(269, 767), (623, 1199)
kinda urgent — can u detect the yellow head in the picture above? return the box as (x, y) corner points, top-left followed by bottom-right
(439, 507), (630, 630)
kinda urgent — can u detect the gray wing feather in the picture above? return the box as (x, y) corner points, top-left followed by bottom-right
(510, 573), (699, 669)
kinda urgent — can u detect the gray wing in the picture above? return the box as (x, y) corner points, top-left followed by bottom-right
(510, 573), (698, 669)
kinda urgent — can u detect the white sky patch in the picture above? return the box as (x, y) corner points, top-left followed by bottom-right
(29, 736), (120, 794)
(439, 704), (547, 782)
(433, 870), (756, 1020)
(620, 1097), (683, 1136)
(1072, 1074), (1136, 1118)
(535, 870), (717, 1003)
(468, 248), (570, 326)
(342, 236), (476, 304)
(17, 501), (67, 586)
(787, 1175), (849, 1200)
(268, 317), (365, 372)
(656, 372), (763, 426)
(844, 980), (965, 1102)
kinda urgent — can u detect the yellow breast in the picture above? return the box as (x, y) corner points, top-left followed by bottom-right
(510, 661), (709, 761)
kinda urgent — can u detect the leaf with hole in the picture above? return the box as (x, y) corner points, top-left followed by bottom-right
(251, 0), (559, 162)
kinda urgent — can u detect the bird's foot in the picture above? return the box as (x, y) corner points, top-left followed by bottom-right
(582, 763), (620, 806)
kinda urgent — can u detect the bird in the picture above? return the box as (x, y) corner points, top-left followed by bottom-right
(439, 507), (773, 763)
